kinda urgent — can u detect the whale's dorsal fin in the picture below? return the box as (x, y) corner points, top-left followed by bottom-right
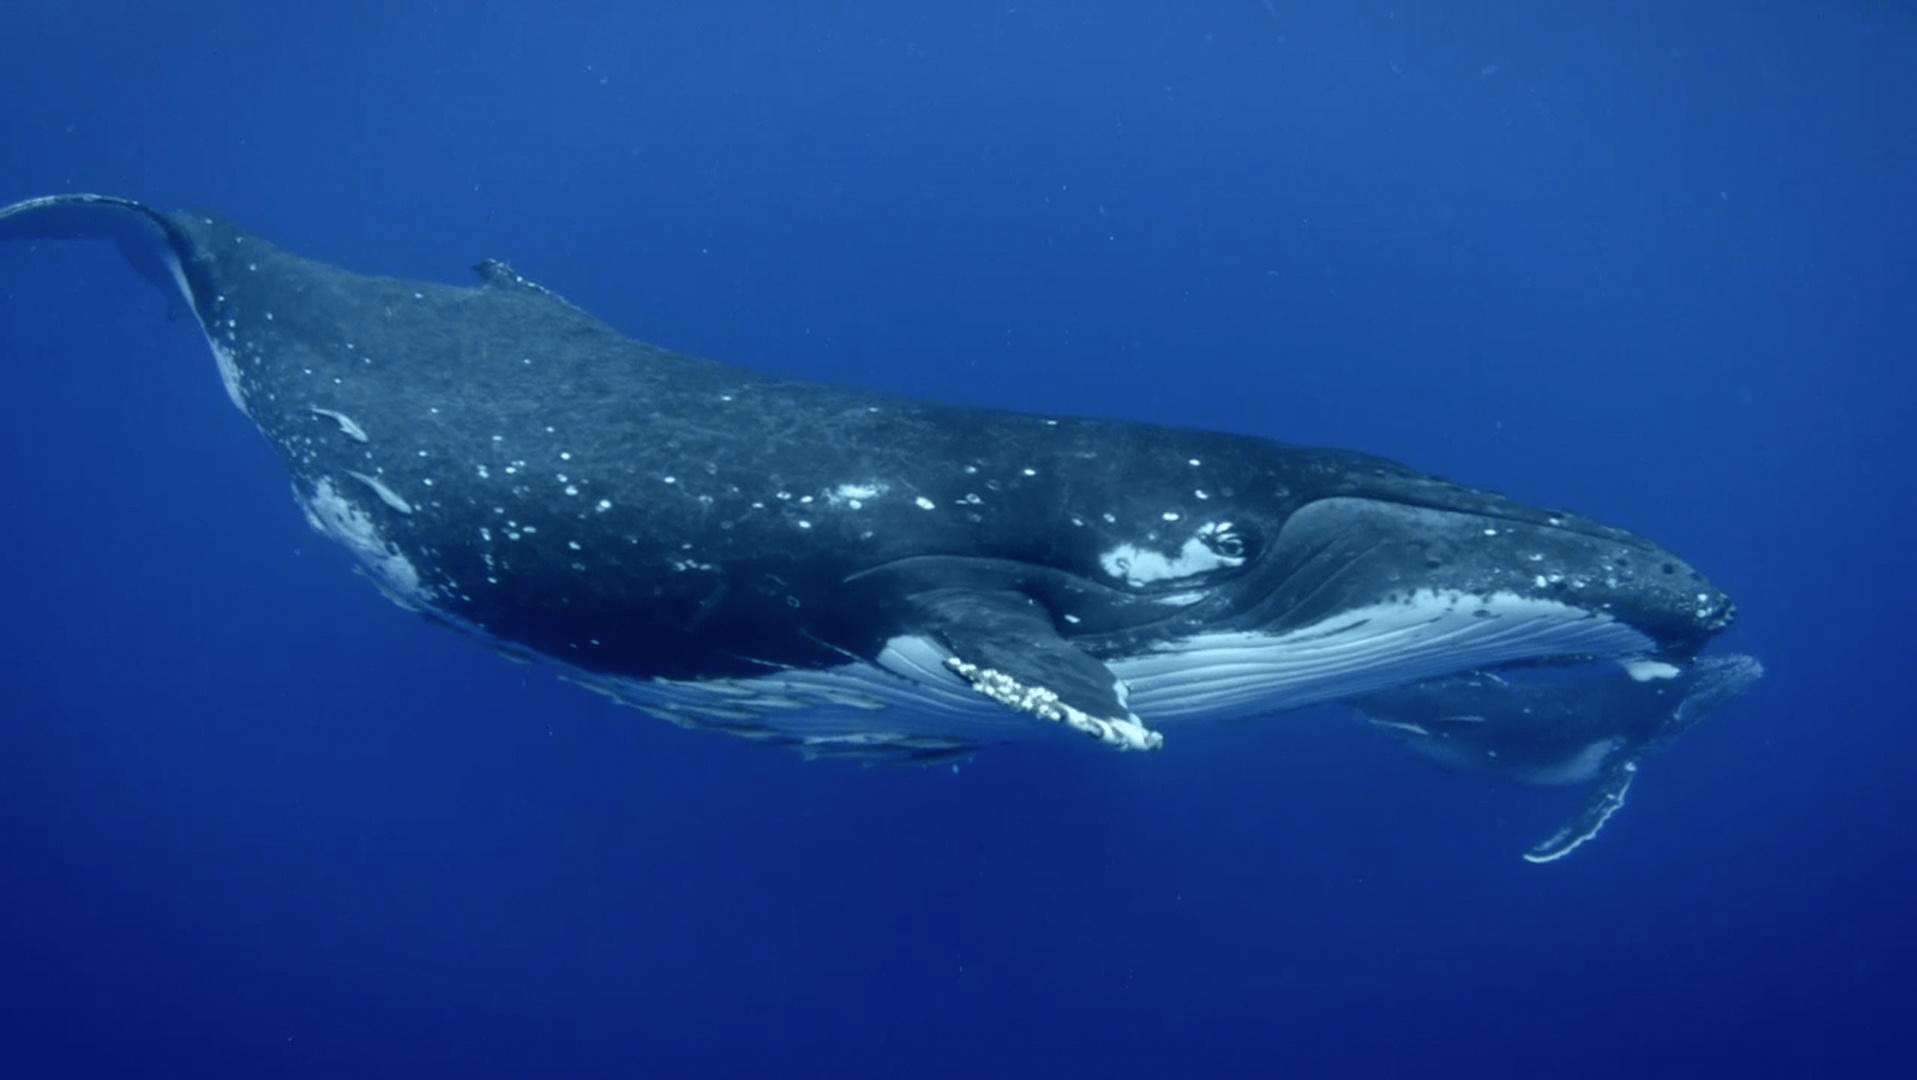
(471, 257), (585, 313)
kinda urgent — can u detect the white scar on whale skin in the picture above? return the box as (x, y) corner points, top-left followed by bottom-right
(826, 481), (887, 509)
(1621, 658), (1680, 682)
(309, 407), (370, 442)
(298, 478), (428, 607)
(346, 471), (414, 514)
(1099, 532), (1244, 587)
(162, 249), (249, 417)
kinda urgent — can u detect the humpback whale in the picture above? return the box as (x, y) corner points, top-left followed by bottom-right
(1, 193), (1742, 799)
(1353, 654), (1764, 861)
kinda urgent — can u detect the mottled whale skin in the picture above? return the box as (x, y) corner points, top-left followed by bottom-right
(1354, 654), (1765, 861)
(0, 193), (1739, 767)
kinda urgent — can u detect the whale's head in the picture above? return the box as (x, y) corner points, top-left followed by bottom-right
(1044, 439), (1736, 721)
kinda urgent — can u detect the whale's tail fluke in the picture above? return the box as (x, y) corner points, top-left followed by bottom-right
(0, 193), (187, 295)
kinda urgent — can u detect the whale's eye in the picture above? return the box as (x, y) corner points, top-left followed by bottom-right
(1197, 522), (1250, 560)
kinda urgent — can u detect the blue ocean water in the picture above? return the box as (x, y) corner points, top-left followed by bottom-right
(0, 1), (1908, 1076)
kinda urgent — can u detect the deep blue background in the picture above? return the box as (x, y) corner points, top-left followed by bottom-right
(1, 2), (1909, 1076)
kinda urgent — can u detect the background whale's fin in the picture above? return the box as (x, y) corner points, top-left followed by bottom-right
(1521, 653), (1766, 863)
(1522, 654), (1764, 862)
(1525, 757), (1639, 864)
(907, 587), (1162, 751)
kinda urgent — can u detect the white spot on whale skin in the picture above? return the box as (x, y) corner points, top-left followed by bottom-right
(915, 496), (936, 511)
(298, 478), (428, 606)
(1099, 534), (1244, 587)
(308, 407), (369, 442)
(346, 471), (414, 514)
(827, 482), (887, 508)
(1621, 658), (1680, 682)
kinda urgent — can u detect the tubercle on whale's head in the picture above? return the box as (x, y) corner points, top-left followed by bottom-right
(1172, 473), (1736, 666)
(1319, 464), (1738, 655)
(1443, 514), (1734, 657)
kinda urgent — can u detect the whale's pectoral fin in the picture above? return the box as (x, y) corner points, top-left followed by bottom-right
(1523, 756), (1639, 864)
(907, 587), (1163, 751)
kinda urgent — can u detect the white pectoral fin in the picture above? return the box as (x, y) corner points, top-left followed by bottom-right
(909, 586), (1163, 751)
(1523, 758), (1639, 864)
(944, 656), (1161, 751)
